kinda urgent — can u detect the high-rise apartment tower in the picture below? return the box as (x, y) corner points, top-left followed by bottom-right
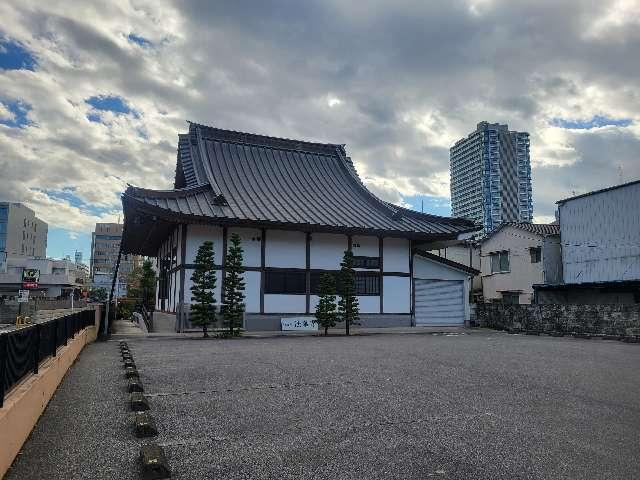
(450, 121), (532, 232)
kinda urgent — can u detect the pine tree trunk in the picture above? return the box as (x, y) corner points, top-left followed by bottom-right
(324, 326), (328, 336)
(203, 323), (208, 338)
(346, 319), (350, 336)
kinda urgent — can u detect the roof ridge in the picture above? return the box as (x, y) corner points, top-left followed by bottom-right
(125, 183), (214, 198)
(383, 202), (476, 227)
(188, 121), (339, 155)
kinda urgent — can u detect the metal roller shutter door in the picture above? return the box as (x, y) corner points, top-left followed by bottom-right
(414, 279), (464, 326)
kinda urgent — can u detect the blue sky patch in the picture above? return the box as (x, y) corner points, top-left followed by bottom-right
(128, 33), (152, 48)
(400, 194), (451, 217)
(87, 112), (102, 123)
(0, 100), (32, 128)
(47, 228), (92, 262)
(551, 115), (632, 129)
(85, 95), (139, 118)
(0, 39), (37, 70)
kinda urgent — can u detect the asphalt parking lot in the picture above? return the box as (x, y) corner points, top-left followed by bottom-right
(6, 330), (640, 479)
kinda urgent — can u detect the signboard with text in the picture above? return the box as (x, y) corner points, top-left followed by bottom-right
(22, 268), (40, 289)
(17, 290), (29, 303)
(281, 317), (318, 331)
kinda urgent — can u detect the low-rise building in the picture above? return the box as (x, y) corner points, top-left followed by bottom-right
(480, 223), (561, 304)
(90, 222), (142, 296)
(0, 202), (48, 258)
(0, 257), (83, 299)
(535, 180), (640, 304)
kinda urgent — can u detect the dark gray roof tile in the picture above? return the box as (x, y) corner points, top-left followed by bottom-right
(125, 123), (480, 241)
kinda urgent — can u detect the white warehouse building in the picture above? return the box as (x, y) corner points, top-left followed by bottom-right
(535, 179), (640, 304)
(121, 123), (480, 331)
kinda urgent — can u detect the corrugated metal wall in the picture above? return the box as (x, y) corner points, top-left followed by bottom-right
(560, 182), (640, 283)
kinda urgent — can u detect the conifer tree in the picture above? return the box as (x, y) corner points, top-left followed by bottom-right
(221, 233), (246, 336)
(315, 273), (337, 336)
(190, 241), (217, 337)
(338, 249), (359, 336)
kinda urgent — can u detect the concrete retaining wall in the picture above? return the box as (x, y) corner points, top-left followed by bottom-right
(0, 307), (100, 479)
(477, 303), (640, 336)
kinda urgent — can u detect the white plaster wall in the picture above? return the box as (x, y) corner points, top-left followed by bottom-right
(310, 233), (348, 269)
(351, 235), (379, 257)
(413, 256), (470, 281)
(383, 276), (410, 313)
(383, 237), (410, 273)
(265, 229), (306, 268)
(480, 226), (545, 304)
(228, 227), (262, 267)
(431, 244), (481, 290)
(264, 294), (306, 313)
(243, 270), (261, 313)
(185, 225), (223, 264)
(357, 296), (380, 313)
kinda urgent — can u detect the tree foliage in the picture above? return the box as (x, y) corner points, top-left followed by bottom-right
(314, 273), (337, 335)
(128, 259), (157, 310)
(90, 287), (108, 303)
(338, 249), (359, 336)
(221, 233), (246, 336)
(190, 241), (217, 337)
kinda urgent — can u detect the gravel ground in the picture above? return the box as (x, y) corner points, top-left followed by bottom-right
(5, 331), (640, 479)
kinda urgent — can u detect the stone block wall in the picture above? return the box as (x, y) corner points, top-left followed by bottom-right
(477, 303), (640, 336)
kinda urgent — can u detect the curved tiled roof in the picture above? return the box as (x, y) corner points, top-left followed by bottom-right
(123, 122), (479, 254)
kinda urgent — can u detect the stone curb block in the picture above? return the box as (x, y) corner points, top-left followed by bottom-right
(128, 379), (144, 393)
(125, 367), (139, 379)
(130, 392), (150, 412)
(134, 412), (158, 438)
(124, 360), (136, 369)
(140, 444), (171, 480)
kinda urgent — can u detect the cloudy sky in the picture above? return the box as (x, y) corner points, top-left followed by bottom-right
(1, 0), (639, 259)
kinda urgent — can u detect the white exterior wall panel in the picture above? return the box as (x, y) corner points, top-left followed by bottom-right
(357, 296), (380, 313)
(383, 276), (410, 313)
(228, 227), (262, 267)
(264, 294), (306, 313)
(265, 229), (306, 268)
(185, 225), (223, 264)
(351, 235), (379, 256)
(383, 238), (410, 273)
(310, 233), (347, 269)
(560, 183), (640, 283)
(243, 270), (261, 313)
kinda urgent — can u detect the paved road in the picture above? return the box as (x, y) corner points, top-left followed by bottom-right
(5, 331), (640, 479)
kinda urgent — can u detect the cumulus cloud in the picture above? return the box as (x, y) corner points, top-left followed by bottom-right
(0, 0), (638, 237)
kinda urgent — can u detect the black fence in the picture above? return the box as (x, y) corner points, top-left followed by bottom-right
(0, 309), (96, 407)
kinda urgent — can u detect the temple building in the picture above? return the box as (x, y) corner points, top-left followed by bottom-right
(121, 123), (480, 331)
